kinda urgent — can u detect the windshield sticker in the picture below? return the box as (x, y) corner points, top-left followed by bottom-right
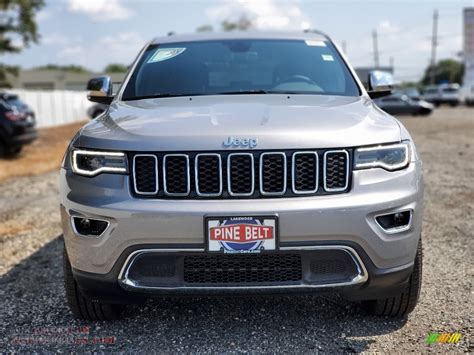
(322, 54), (334, 61)
(305, 40), (326, 47)
(147, 48), (186, 63)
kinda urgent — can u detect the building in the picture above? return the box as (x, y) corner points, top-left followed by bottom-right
(5, 69), (126, 91)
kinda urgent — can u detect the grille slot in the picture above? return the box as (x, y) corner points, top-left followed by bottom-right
(184, 253), (302, 285)
(324, 150), (349, 191)
(195, 154), (222, 196)
(292, 152), (318, 194)
(163, 154), (190, 196)
(260, 152), (286, 195)
(227, 153), (254, 196)
(133, 155), (158, 194)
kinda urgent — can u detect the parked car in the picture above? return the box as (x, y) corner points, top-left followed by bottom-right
(86, 103), (108, 119)
(423, 84), (461, 107)
(461, 83), (474, 106)
(374, 94), (433, 116)
(0, 92), (37, 157)
(61, 32), (423, 320)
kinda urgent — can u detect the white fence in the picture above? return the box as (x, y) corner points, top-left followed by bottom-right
(10, 89), (94, 128)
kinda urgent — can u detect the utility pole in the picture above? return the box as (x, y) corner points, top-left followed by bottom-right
(342, 40), (347, 54)
(430, 9), (439, 85)
(389, 56), (394, 75)
(372, 30), (379, 68)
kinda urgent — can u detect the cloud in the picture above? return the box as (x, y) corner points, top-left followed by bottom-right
(206, 0), (311, 30)
(58, 45), (84, 58)
(377, 20), (399, 35)
(53, 32), (146, 70)
(67, 0), (133, 21)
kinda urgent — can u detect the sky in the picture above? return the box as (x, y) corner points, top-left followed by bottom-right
(3, 0), (471, 81)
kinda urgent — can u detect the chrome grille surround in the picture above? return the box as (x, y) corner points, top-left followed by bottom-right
(291, 151), (319, 194)
(131, 149), (351, 199)
(162, 154), (190, 196)
(259, 152), (287, 196)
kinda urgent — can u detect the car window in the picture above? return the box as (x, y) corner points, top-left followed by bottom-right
(442, 88), (458, 93)
(123, 39), (360, 100)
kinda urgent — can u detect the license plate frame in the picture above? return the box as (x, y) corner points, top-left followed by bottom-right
(204, 215), (279, 254)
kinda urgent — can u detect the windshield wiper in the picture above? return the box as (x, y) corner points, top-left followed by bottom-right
(216, 90), (269, 95)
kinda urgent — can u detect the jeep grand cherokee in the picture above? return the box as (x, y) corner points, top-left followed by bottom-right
(60, 32), (423, 320)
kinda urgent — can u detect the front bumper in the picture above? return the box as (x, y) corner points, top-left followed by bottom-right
(61, 159), (423, 295)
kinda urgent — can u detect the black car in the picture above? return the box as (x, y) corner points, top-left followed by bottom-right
(0, 93), (38, 157)
(374, 94), (434, 116)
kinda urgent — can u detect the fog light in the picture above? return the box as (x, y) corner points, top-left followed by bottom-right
(72, 217), (109, 237)
(375, 210), (412, 233)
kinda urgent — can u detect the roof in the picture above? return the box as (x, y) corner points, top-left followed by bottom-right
(151, 31), (329, 45)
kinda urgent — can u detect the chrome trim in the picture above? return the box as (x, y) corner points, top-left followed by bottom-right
(291, 151), (319, 194)
(118, 245), (368, 290)
(259, 152), (287, 196)
(163, 154), (190, 196)
(133, 154), (158, 195)
(195, 153), (223, 197)
(118, 248), (205, 287)
(375, 209), (413, 234)
(70, 216), (110, 239)
(227, 153), (255, 197)
(280, 245), (368, 286)
(323, 150), (350, 192)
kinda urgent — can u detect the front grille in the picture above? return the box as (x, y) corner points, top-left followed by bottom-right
(131, 149), (351, 199)
(324, 151), (349, 191)
(183, 254), (302, 284)
(228, 153), (254, 196)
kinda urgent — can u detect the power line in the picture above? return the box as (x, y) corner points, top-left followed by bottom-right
(430, 9), (439, 85)
(372, 29), (379, 68)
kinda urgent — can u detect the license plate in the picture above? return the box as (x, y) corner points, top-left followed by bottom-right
(205, 216), (278, 253)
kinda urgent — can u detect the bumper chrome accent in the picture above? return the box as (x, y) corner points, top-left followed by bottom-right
(117, 245), (368, 291)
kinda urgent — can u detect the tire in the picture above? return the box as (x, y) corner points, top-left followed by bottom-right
(449, 102), (458, 107)
(63, 246), (124, 320)
(363, 238), (422, 317)
(7, 145), (22, 157)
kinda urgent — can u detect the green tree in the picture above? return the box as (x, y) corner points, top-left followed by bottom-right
(104, 63), (128, 73)
(421, 59), (464, 86)
(0, 0), (45, 87)
(196, 25), (213, 33)
(221, 15), (253, 32)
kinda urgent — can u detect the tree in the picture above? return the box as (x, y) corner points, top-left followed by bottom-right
(421, 59), (464, 86)
(0, 0), (45, 87)
(104, 63), (128, 73)
(196, 25), (213, 33)
(196, 14), (253, 34)
(221, 15), (253, 32)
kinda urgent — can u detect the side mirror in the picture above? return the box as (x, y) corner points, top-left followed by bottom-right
(87, 76), (113, 104)
(368, 71), (394, 99)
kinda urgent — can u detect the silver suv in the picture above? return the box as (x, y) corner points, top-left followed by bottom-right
(61, 32), (423, 320)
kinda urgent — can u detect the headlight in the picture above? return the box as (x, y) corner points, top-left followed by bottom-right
(354, 142), (410, 171)
(71, 149), (127, 176)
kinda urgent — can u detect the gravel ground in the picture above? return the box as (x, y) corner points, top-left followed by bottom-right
(0, 107), (472, 352)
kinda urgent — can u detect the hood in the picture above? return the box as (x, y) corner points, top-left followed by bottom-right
(77, 95), (401, 151)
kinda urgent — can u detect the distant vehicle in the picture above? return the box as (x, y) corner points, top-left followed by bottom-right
(398, 87), (421, 101)
(461, 83), (474, 106)
(86, 103), (108, 119)
(0, 93), (37, 157)
(423, 84), (461, 107)
(375, 94), (433, 116)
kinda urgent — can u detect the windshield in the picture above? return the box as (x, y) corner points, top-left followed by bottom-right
(122, 39), (360, 100)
